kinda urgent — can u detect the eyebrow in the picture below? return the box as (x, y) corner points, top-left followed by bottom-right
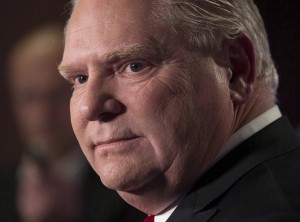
(105, 43), (163, 63)
(58, 42), (165, 76)
(57, 64), (72, 76)
(57, 63), (80, 80)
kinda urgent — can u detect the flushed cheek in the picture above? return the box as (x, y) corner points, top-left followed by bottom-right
(128, 73), (188, 117)
(125, 81), (189, 166)
(70, 97), (89, 149)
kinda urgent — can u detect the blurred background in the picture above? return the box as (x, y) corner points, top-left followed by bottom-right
(0, 0), (299, 220)
(0, 0), (70, 176)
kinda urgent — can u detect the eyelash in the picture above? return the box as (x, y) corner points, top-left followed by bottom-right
(67, 74), (88, 91)
(118, 60), (152, 77)
(124, 62), (147, 73)
(75, 75), (88, 84)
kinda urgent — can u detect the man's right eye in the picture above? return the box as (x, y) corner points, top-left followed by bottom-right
(75, 75), (88, 84)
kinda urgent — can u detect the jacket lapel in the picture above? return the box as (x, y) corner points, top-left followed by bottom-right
(167, 117), (300, 222)
(166, 189), (218, 222)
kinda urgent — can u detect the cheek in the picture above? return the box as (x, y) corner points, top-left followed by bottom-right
(70, 98), (94, 167)
(70, 97), (85, 142)
(125, 78), (192, 167)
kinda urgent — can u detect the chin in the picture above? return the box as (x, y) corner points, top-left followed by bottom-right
(99, 172), (141, 192)
(98, 164), (158, 193)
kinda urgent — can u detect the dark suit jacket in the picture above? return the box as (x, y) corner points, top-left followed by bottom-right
(167, 117), (300, 222)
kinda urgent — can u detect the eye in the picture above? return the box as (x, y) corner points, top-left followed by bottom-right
(125, 62), (146, 73)
(75, 75), (88, 84)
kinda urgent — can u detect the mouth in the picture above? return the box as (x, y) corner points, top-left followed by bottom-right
(93, 136), (140, 151)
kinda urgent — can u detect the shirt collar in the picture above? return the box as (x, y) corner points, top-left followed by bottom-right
(214, 105), (282, 164)
(154, 206), (177, 222)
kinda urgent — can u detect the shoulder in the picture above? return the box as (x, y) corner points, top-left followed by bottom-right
(212, 147), (300, 221)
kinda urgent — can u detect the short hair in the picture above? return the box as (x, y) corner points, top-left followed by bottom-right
(154, 0), (278, 94)
(69, 0), (278, 94)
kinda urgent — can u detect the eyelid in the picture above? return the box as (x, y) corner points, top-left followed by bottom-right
(75, 74), (88, 82)
(125, 62), (146, 72)
(60, 69), (84, 80)
(63, 73), (88, 91)
(117, 60), (151, 75)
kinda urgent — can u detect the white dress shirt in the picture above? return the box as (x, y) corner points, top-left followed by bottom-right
(154, 106), (282, 222)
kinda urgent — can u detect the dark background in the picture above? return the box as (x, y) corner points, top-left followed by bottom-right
(0, 0), (299, 170)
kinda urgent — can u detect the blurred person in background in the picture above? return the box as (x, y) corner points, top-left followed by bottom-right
(6, 24), (145, 222)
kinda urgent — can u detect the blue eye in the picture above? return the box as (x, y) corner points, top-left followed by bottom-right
(76, 75), (88, 84)
(125, 62), (145, 73)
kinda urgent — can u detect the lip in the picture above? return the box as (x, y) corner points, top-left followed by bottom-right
(94, 136), (140, 150)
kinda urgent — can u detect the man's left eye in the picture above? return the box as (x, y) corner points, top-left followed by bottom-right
(125, 62), (145, 73)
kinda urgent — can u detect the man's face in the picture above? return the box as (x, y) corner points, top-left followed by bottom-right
(62, 0), (233, 197)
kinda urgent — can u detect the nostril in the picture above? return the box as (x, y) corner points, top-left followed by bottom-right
(80, 98), (126, 121)
(79, 86), (126, 121)
(106, 99), (124, 114)
(99, 112), (118, 122)
(99, 104), (126, 122)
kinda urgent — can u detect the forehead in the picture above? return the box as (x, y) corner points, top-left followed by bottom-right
(71, 0), (157, 23)
(64, 0), (168, 59)
(68, 0), (158, 37)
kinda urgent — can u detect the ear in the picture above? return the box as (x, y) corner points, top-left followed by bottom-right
(225, 35), (256, 105)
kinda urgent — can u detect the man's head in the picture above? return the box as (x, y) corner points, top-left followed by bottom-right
(8, 24), (75, 159)
(60, 0), (276, 214)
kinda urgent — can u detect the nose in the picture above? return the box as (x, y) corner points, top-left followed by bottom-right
(79, 79), (125, 122)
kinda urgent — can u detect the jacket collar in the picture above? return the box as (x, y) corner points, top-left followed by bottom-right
(167, 117), (300, 222)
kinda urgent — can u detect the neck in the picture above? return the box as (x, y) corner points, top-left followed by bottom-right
(232, 84), (275, 133)
(117, 174), (187, 215)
